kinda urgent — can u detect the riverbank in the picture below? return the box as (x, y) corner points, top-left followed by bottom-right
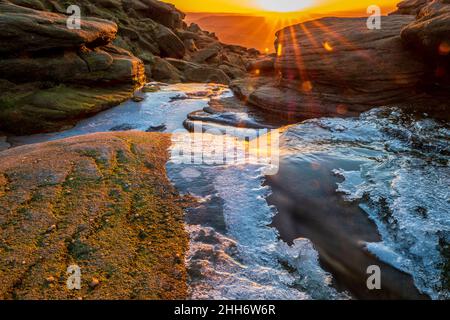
(0, 132), (190, 299)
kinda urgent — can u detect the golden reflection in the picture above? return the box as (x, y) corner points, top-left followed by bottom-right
(323, 41), (333, 52)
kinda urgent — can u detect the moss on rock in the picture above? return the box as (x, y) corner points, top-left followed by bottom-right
(0, 132), (190, 299)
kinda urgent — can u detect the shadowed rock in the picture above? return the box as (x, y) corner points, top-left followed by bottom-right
(231, 16), (431, 119)
(0, 1), (145, 135)
(390, 0), (430, 15)
(0, 2), (118, 55)
(401, 0), (450, 57)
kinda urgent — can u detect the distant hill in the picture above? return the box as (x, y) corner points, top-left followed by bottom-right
(185, 7), (395, 52)
(185, 13), (306, 52)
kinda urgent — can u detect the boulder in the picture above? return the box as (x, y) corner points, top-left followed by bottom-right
(190, 45), (221, 63)
(151, 56), (182, 83)
(219, 64), (246, 79)
(246, 57), (275, 75)
(390, 0), (430, 15)
(0, 2), (118, 55)
(401, 1), (450, 57)
(123, 0), (185, 29)
(0, 135), (10, 152)
(0, 2), (146, 134)
(183, 65), (230, 84)
(274, 16), (425, 104)
(184, 39), (198, 52)
(155, 24), (186, 58)
(231, 77), (362, 120)
(165, 58), (231, 84)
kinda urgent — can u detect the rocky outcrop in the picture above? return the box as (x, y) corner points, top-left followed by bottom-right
(0, 1), (145, 135)
(232, 16), (429, 119)
(0, 135), (10, 151)
(123, 0), (185, 29)
(401, 0), (450, 57)
(399, 0), (450, 87)
(390, 0), (430, 15)
(8, 0), (261, 84)
(0, 0), (261, 135)
(0, 3), (117, 54)
(163, 58), (231, 84)
(0, 132), (189, 299)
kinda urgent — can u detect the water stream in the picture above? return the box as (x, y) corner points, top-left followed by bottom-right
(7, 83), (449, 300)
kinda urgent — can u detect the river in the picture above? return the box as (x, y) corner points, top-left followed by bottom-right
(7, 83), (449, 300)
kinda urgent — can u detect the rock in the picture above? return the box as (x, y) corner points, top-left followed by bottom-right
(165, 58), (230, 84)
(0, 132), (188, 299)
(142, 83), (161, 92)
(0, 80), (139, 134)
(0, 135), (10, 152)
(89, 278), (100, 288)
(401, 1), (450, 57)
(132, 95), (145, 102)
(0, 2), (146, 134)
(123, 0), (185, 29)
(417, 0), (450, 18)
(0, 2), (118, 55)
(183, 65), (230, 85)
(229, 77), (273, 101)
(184, 39), (198, 52)
(109, 123), (136, 131)
(155, 25), (186, 59)
(151, 56), (182, 83)
(231, 77), (361, 120)
(219, 64), (246, 79)
(74, 46), (146, 85)
(78, 47), (114, 72)
(188, 23), (202, 33)
(246, 57), (275, 75)
(0, 51), (87, 84)
(390, 0), (430, 15)
(146, 124), (167, 132)
(190, 45), (221, 63)
(263, 16), (427, 115)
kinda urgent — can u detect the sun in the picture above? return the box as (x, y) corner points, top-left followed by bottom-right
(257, 0), (315, 12)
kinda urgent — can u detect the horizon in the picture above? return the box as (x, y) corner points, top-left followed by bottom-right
(165, 0), (398, 14)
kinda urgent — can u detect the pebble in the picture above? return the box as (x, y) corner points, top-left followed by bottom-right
(0, 136), (11, 152)
(132, 95), (145, 102)
(89, 277), (100, 288)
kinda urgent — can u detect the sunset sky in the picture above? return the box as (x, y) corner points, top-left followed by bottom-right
(165, 0), (398, 14)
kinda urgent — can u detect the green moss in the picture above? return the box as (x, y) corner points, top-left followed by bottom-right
(0, 84), (135, 135)
(67, 240), (95, 260)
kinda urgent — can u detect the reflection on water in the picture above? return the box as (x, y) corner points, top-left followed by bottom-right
(275, 108), (449, 299)
(9, 83), (449, 300)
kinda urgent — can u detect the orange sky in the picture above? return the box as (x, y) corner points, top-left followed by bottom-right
(165, 0), (399, 14)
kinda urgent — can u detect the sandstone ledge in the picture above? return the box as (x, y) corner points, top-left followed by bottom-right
(0, 132), (190, 299)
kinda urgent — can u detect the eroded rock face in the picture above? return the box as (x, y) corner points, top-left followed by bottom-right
(0, 132), (189, 299)
(123, 0), (185, 29)
(401, 0), (450, 57)
(231, 16), (427, 118)
(5, 0), (261, 89)
(275, 16), (423, 93)
(0, 2), (118, 54)
(0, 1), (146, 135)
(390, 0), (430, 15)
